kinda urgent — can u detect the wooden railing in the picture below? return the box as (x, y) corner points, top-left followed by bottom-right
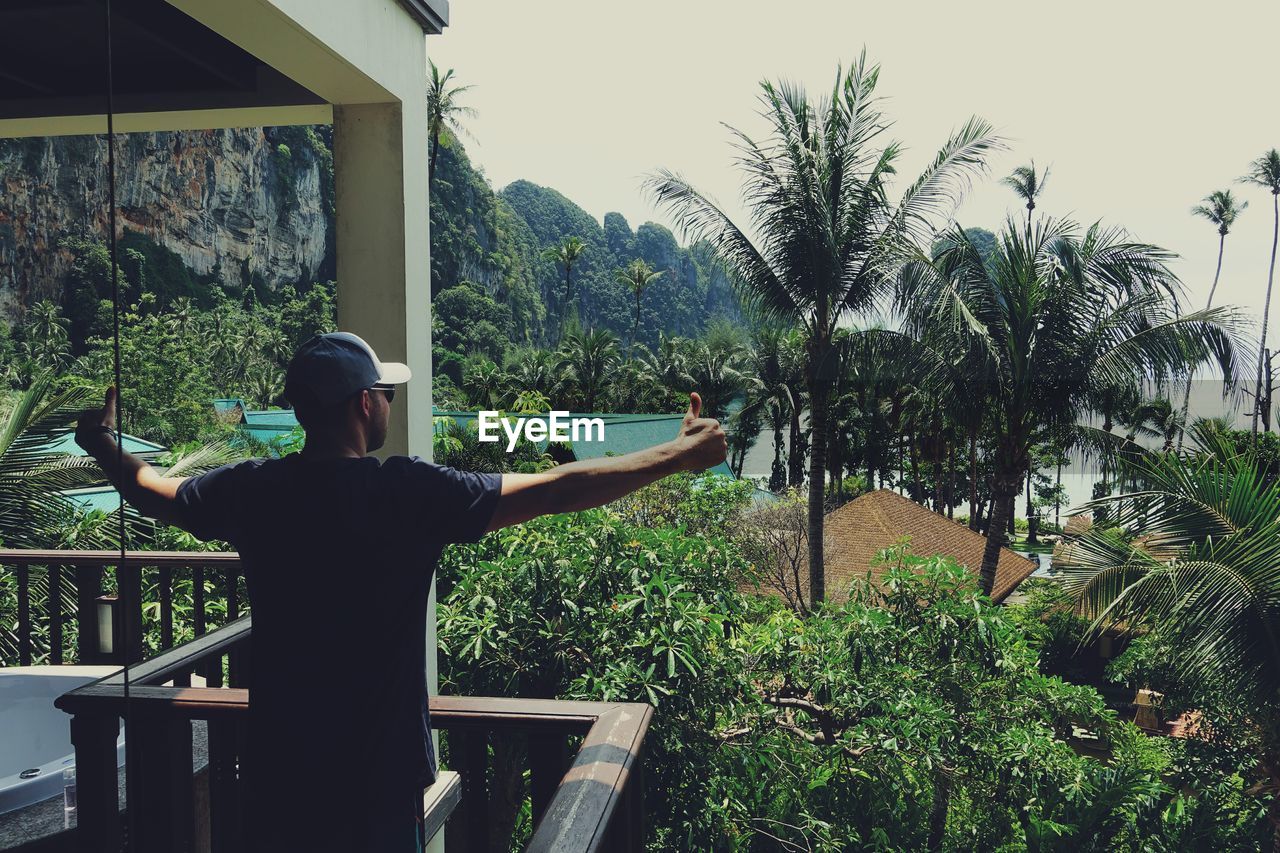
(0, 549), (244, 668)
(3, 551), (650, 851)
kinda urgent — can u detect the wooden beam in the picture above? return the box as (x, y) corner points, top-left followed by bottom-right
(0, 549), (242, 568)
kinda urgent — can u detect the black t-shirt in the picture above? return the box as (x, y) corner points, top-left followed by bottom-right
(175, 453), (501, 849)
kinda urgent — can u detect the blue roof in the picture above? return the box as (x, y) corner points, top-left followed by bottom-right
(59, 486), (125, 515)
(34, 430), (167, 458)
(242, 409), (300, 428)
(213, 398), (246, 415)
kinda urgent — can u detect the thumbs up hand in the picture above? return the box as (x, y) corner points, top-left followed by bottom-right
(76, 386), (120, 453)
(673, 392), (728, 472)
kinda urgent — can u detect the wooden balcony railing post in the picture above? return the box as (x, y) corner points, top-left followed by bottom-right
(228, 637), (251, 688)
(129, 712), (196, 853)
(76, 564), (104, 664)
(528, 733), (569, 826)
(448, 730), (490, 853)
(69, 713), (121, 853)
(118, 561), (145, 664)
(206, 717), (244, 853)
(192, 565), (206, 636)
(49, 563), (63, 665)
(17, 561), (30, 665)
(159, 565), (174, 650)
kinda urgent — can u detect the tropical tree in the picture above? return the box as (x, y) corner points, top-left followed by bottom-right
(557, 329), (621, 412)
(0, 374), (103, 549)
(677, 324), (749, 420)
(1059, 433), (1280, 851)
(898, 217), (1241, 596)
(21, 300), (72, 375)
(503, 348), (560, 403)
(426, 60), (477, 188)
(1242, 150), (1280, 434)
(615, 259), (664, 355)
(740, 327), (799, 492)
(1179, 189), (1248, 447)
(647, 55), (1000, 605)
(1002, 160), (1050, 223)
(542, 236), (587, 344)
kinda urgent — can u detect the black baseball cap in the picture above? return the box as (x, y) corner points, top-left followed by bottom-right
(284, 332), (412, 408)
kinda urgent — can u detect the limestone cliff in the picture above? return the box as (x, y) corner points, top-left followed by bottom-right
(0, 127), (332, 321)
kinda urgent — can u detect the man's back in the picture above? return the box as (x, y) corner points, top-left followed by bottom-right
(175, 453), (500, 850)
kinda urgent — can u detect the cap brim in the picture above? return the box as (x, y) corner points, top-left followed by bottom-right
(377, 362), (412, 385)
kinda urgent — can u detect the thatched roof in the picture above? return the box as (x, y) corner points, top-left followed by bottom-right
(758, 490), (1037, 604)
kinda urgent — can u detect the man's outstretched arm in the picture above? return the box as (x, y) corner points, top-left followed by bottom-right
(75, 387), (188, 527)
(485, 392), (728, 533)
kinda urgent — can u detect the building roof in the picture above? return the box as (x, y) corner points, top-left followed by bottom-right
(242, 409), (301, 428)
(433, 411), (736, 478)
(778, 489), (1036, 604)
(34, 431), (168, 459)
(59, 486), (127, 515)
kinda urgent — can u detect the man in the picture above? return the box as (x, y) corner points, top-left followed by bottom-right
(75, 331), (726, 852)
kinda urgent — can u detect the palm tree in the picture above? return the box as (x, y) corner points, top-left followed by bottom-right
(504, 348), (560, 402)
(899, 218), (1241, 596)
(641, 333), (688, 392)
(647, 57), (999, 606)
(557, 329), (620, 412)
(741, 327), (794, 492)
(1059, 435), (1280, 852)
(1002, 161), (1050, 224)
(21, 300), (72, 374)
(605, 358), (668, 413)
(543, 236), (587, 345)
(0, 374), (102, 549)
(427, 60), (477, 188)
(1178, 189), (1248, 448)
(615, 259), (664, 356)
(165, 297), (197, 338)
(462, 358), (506, 411)
(1242, 150), (1280, 434)
(678, 337), (747, 420)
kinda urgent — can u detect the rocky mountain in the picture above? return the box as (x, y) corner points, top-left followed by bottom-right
(0, 126), (332, 321)
(1, 125), (741, 345)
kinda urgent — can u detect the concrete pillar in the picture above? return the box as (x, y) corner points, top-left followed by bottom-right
(333, 100), (432, 461)
(333, 100), (440, 852)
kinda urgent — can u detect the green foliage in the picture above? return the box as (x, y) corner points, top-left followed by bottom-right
(431, 416), (554, 474)
(609, 469), (754, 540)
(717, 547), (1117, 850)
(437, 505), (752, 848)
(0, 373), (104, 550)
(433, 281), (512, 360)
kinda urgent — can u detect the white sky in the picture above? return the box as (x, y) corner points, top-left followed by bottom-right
(430, 0), (1280, 342)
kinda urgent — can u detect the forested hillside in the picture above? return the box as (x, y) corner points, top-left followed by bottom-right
(1, 127), (744, 356)
(429, 137), (743, 352)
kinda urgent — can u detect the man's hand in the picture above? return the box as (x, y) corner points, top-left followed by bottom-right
(74, 385), (188, 526)
(76, 386), (119, 453)
(672, 392), (728, 472)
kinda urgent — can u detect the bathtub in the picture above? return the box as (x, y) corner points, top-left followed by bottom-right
(0, 665), (124, 816)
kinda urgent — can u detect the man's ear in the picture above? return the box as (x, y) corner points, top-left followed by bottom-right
(355, 389), (374, 420)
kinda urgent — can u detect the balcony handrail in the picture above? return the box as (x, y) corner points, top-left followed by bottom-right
(15, 550), (650, 852)
(1, 548), (246, 666)
(0, 548), (241, 568)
